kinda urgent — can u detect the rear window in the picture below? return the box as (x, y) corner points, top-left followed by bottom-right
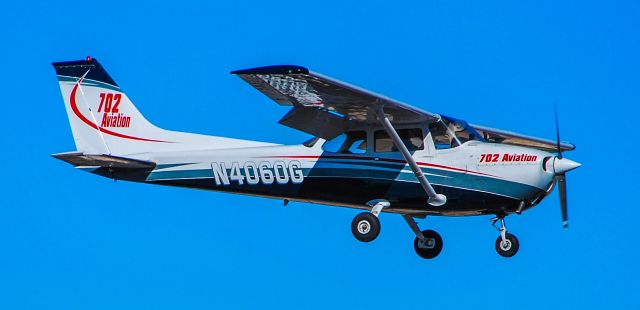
(322, 131), (367, 154)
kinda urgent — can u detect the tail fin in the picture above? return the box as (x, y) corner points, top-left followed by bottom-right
(53, 57), (272, 155)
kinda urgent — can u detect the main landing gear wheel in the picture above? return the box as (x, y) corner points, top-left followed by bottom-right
(351, 212), (381, 242)
(413, 230), (443, 259)
(495, 233), (519, 257)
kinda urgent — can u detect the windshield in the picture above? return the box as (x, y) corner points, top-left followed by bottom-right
(429, 116), (484, 149)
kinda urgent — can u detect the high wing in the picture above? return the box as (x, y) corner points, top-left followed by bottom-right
(470, 124), (575, 152)
(231, 65), (439, 139)
(232, 65), (576, 153)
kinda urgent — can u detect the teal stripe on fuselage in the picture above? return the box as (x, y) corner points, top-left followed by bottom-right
(155, 163), (198, 169)
(148, 169), (213, 180)
(319, 160), (406, 171)
(145, 159), (539, 200)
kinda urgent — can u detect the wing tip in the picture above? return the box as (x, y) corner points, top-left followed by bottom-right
(562, 142), (576, 151)
(52, 57), (97, 67)
(52, 57), (119, 87)
(231, 65), (309, 75)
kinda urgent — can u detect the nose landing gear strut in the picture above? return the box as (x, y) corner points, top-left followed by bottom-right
(491, 216), (520, 257)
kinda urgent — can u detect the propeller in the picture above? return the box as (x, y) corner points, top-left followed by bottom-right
(556, 173), (568, 228)
(553, 103), (576, 228)
(554, 102), (563, 160)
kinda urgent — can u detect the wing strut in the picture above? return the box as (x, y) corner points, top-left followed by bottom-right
(377, 106), (447, 206)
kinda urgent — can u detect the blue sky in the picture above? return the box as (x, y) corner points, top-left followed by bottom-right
(0, 0), (638, 309)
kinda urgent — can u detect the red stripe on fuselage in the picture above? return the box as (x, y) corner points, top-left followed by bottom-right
(258, 155), (499, 178)
(69, 78), (171, 143)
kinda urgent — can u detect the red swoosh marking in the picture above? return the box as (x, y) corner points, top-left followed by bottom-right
(70, 79), (171, 143)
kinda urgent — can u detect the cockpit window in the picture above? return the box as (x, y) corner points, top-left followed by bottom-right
(322, 131), (367, 154)
(429, 121), (458, 149)
(374, 128), (424, 152)
(429, 116), (483, 149)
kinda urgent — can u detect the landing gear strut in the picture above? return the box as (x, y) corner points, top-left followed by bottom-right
(403, 215), (443, 259)
(491, 216), (519, 257)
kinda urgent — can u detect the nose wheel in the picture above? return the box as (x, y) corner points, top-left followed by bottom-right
(491, 216), (520, 257)
(495, 233), (519, 257)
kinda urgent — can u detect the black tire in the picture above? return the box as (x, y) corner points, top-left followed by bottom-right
(495, 233), (519, 257)
(351, 212), (381, 242)
(413, 230), (443, 259)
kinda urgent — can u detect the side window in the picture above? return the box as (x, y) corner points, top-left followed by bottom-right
(322, 134), (346, 152)
(322, 131), (367, 154)
(429, 121), (460, 149)
(374, 128), (424, 152)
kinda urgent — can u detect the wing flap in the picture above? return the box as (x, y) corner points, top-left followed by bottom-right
(232, 65), (440, 126)
(278, 107), (354, 139)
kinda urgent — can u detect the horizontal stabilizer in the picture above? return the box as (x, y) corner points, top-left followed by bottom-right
(52, 152), (156, 169)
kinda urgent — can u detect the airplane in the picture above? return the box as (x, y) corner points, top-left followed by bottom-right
(51, 57), (581, 259)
